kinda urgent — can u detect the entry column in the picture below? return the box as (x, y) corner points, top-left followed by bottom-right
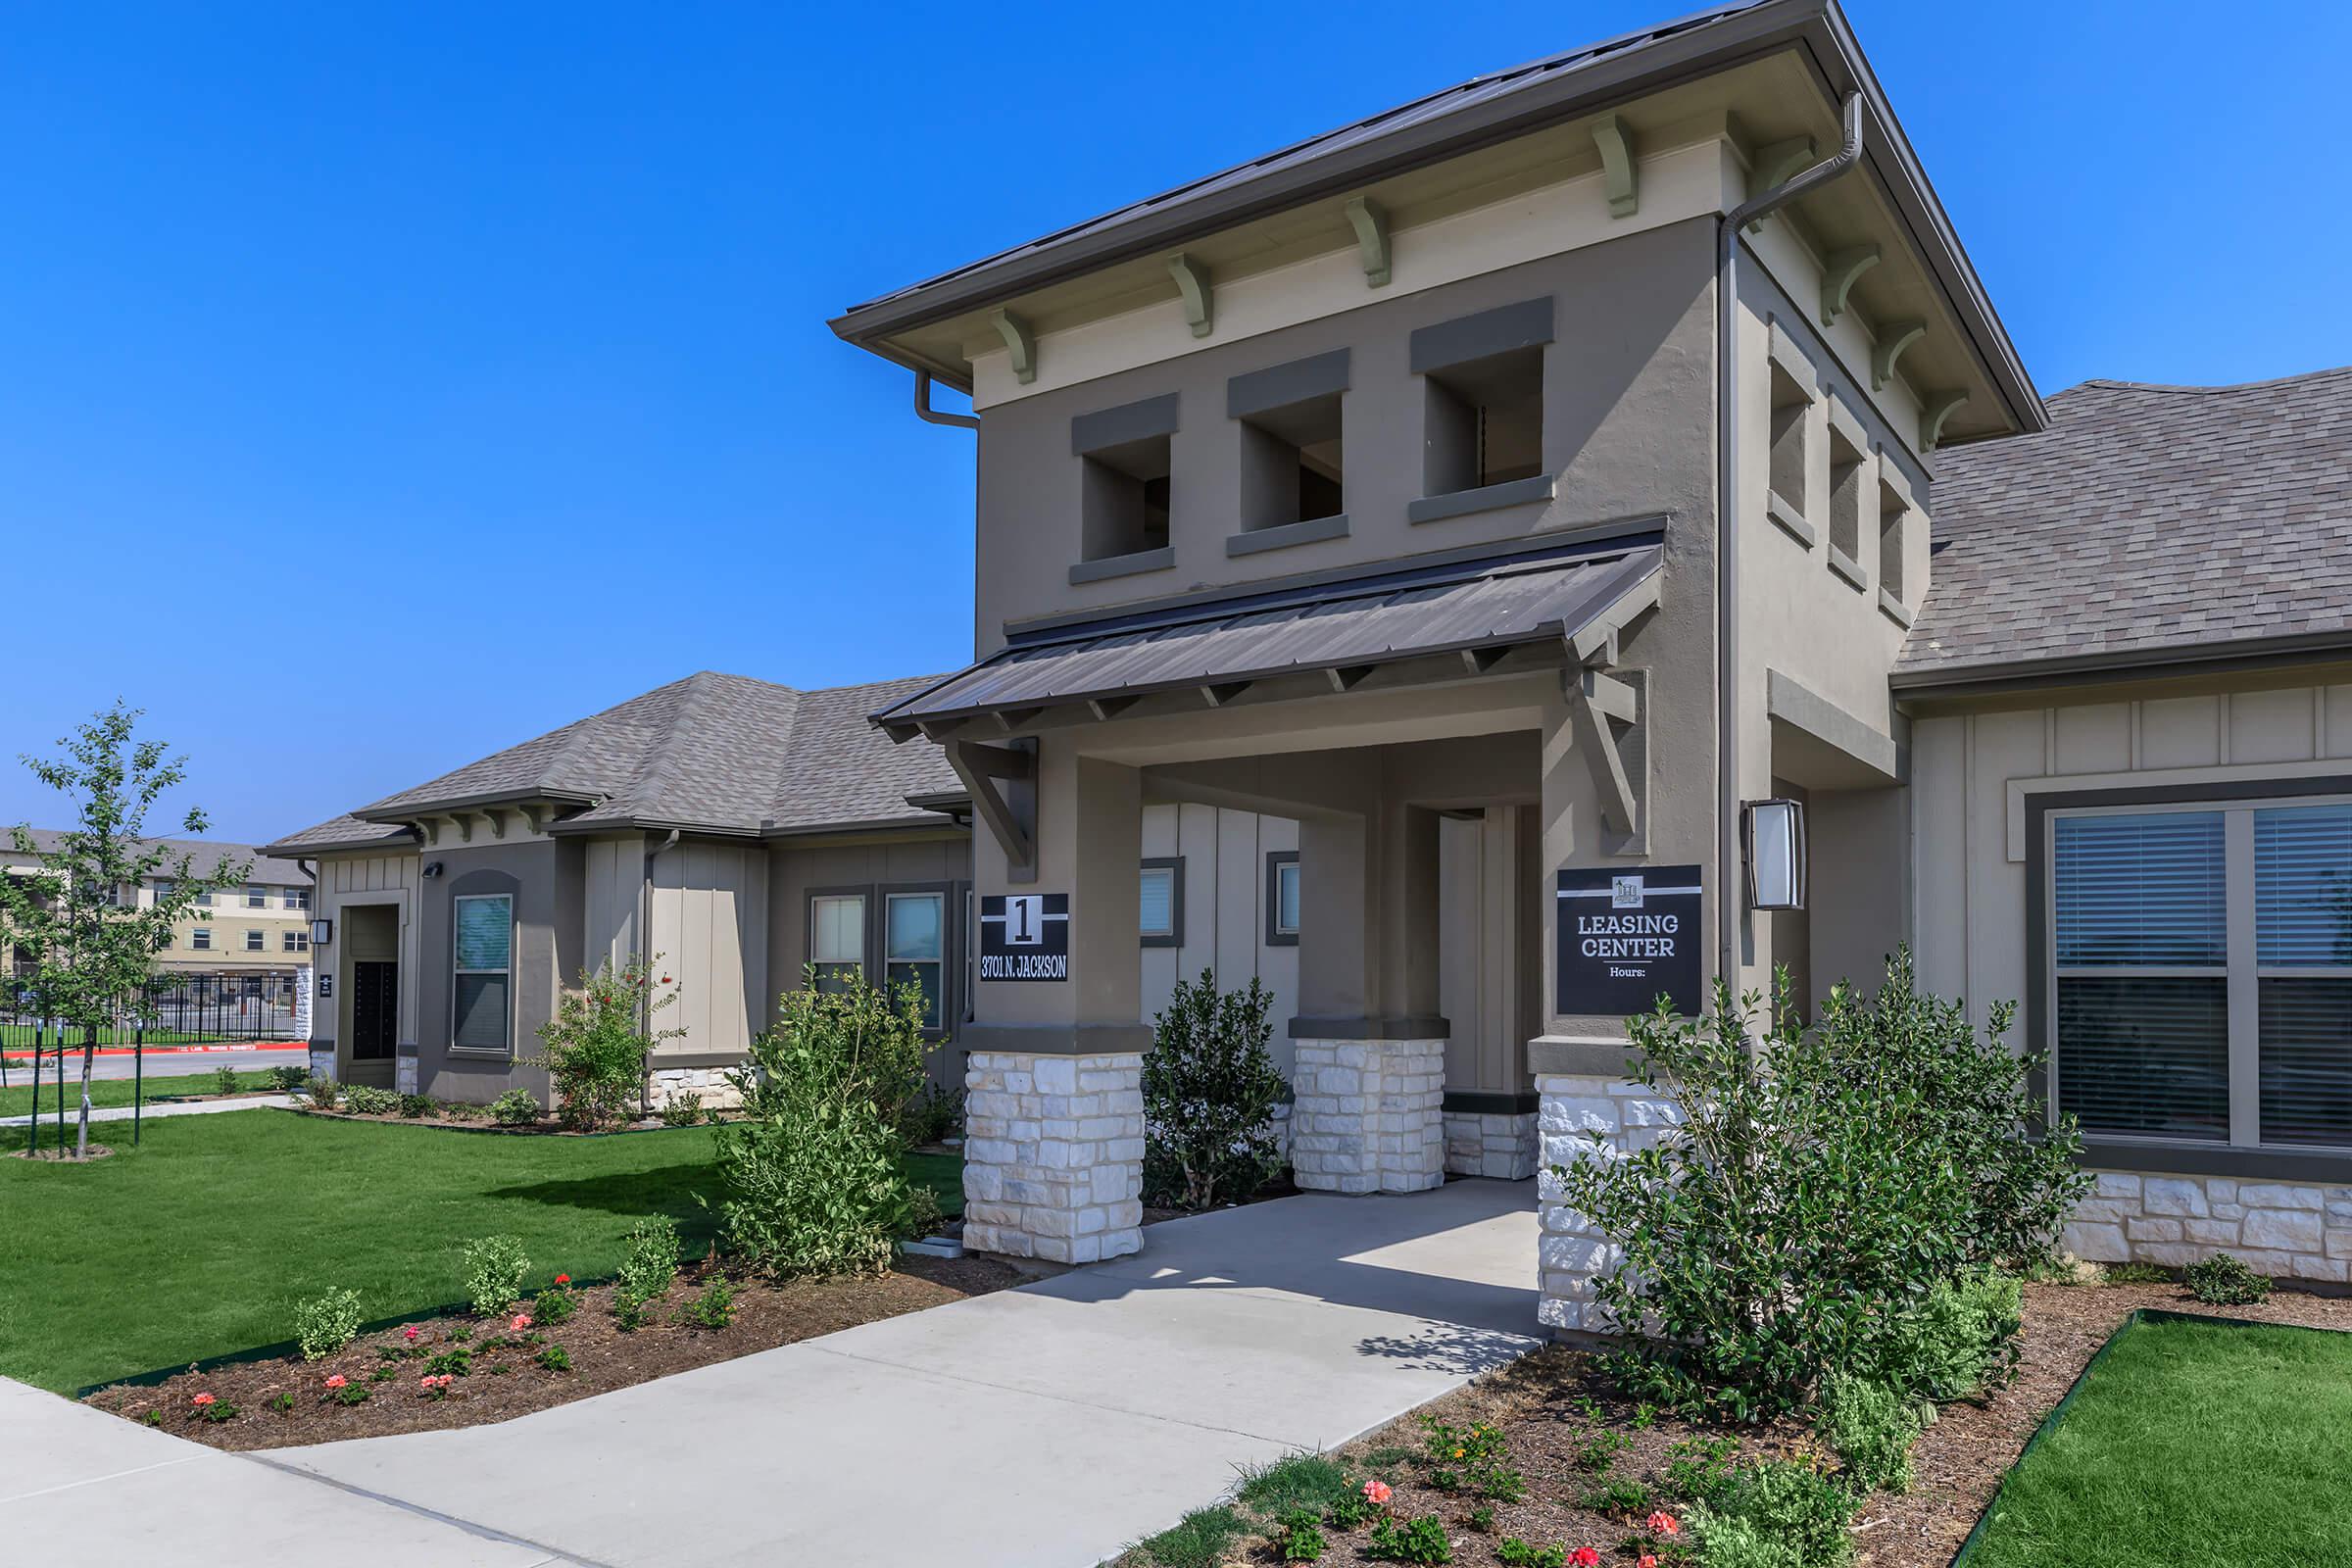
(959, 745), (1148, 1263)
(1288, 800), (1447, 1195)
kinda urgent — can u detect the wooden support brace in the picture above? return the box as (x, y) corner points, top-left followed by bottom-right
(991, 308), (1036, 385)
(1872, 319), (1927, 392)
(1344, 196), (1391, 287)
(1166, 253), (1212, 338)
(1920, 390), (1970, 454)
(1086, 694), (1141, 722)
(1200, 681), (1251, 709)
(1567, 670), (1642, 840)
(1457, 646), (1509, 676)
(1819, 245), (1881, 326)
(991, 707), (1044, 734)
(1592, 115), (1638, 218)
(946, 739), (1037, 883)
(1325, 664), (1376, 693)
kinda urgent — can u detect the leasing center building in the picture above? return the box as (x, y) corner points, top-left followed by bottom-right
(820, 0), (2352, 1309)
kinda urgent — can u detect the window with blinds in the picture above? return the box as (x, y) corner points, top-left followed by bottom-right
(2053, 811), (2229, 1141)
(885, 892), (944, 1028)
(2257, 805), (2352, 1147)
(810, 895), (865, 996)
(452, 894), (514, 1054)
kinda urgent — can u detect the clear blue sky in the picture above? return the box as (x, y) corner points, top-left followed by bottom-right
(5, 1), (2347, 845)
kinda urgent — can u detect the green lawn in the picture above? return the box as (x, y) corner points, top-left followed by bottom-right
(0, 1066), (287, 1119)
(1966, 1314), (2352, 1567)
(0, 1109), (963, 1394)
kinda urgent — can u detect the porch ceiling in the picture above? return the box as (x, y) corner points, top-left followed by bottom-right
(872, 537), (1663, 740)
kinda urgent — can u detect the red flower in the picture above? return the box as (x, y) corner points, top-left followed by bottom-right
(191, 1392), (217, 1407)
(1646, 1511), (1680, 1538)
(1641, 1556), (1659, 1568)
(1362, 1479), (1392, 1506)
(324, 1375), (347, 1390)
(1570, 1550), (1599, 1568)
(660, 975), (671, 985)
(554, 1274), (571, 1287)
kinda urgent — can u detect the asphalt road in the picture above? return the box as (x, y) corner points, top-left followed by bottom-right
(0, 1045), (309, 1084)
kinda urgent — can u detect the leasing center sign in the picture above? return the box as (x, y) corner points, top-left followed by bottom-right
(1555, 865), (1702, 1017)
(979, 893), (1070, 982)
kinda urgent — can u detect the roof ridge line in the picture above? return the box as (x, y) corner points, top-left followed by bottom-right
(2063, 366), (2352, 397)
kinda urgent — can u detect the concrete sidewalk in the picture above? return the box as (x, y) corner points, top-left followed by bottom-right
(11, 1178), (1538, 1567)
(1, 1093), (294, 1128)
(0, 1379), (577, 1564)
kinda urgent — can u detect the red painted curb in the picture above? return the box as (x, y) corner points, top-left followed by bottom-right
(0, 1039), (305, 1061)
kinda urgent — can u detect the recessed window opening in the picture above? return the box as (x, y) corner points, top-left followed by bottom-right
(1424, 347), (1543, 497)
(1768, 360), (1810, 517)
(1081, 434), (1171, 563)
(1828, 421), (1865, 564)
(1240, 392), (1344, 531)
(1879, 475), (1910, 601)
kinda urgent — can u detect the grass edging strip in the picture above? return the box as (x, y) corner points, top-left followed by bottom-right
(1948, 1305), (2292, 1566)
(280, 1105), (725, 1140)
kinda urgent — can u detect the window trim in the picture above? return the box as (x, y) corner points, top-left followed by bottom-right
(1265, 851), (1301, 947)
(190, 927), (212, 951)
(244, 928), (267, 953)
(883, 888), (952, 1031)
(450, 891), (516, 1059)
(806, 880), (964, 1040)
(807, 887), (872, 995)
(1139, 857), (1185, 949)
(2029, 773), (2352, 1182)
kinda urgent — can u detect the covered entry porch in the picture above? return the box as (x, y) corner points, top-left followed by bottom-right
(874, 536), (1677, 1264)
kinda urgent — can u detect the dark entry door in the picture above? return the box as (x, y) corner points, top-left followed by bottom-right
(351, 960), (398, 1060)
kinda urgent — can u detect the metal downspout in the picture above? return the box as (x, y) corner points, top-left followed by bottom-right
(1714, 92), (1865, 985)
(913, 370), (980, 429)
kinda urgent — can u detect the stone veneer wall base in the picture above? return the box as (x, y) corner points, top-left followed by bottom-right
(960, 1051), (1145, 1264)
(309, 1046), (337, 1084)
(1535, 1070), (1684, 1335)
(1444, 1108), (1538, 1180)
(1290, 1037), (1446, 1195)
(646, 1064), (746, 1113)
(2065, 1168), (2352, 1285)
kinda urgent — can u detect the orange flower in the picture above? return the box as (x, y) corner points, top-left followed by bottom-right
(1362, 1479), (1392, 1506)
(191, 1393), (216, 1407)
(1647, 1511), (1681, 1538)
(1641, 1556), (1659, 1568)
(324, 1375), (347, 1390)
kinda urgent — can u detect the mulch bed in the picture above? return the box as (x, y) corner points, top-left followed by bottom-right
(285, 1105), (740, 1136)
(83, 1252), (1021, 1450)
(1190, 1278), (2352, 1567)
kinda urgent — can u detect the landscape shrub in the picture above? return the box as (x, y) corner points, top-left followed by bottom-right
(530, 955), (685, 1130)
(293, 1287), (363, 1361)
(898, 1081), (965, 1145)
(1238, 1454), (1360, 1517)
(1366, 1512), (1452, 1563)
(1874, 1267), (2023, 1400)
(213, 1064), (239, 1096)
(304, 1075), (338, 1110)
(488, 1088), (541, 1127)
(712, 969), (935, 1278)
(2185, 1250), (2272, 1306)
(1814, 1373), (1925, 1495)
(342, 1084), (398, 1115)
(399, 1093), (434, 1118)
(1276, 1508), (1327, 1562)
(659, 1092), (704, 1128)
(1554, 952), (2088, 1420)
(1136, 1506), (1247, 1568)
(1687, 1460), (1855, 1568)
(534, 1275), (578, 1324)
(1142, 969), (1286, 1211)
(460, 1235), (530, 1317)
(681, 1270), (738, 1329)
(268, 1064), (309, 1092)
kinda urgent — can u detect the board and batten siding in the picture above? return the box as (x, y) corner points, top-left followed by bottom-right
(1139, 805), (1300, 1072)
(648, 841), (768, 1063)
(1909, 679), (2352, 1039)
(580, 835), (647, 975)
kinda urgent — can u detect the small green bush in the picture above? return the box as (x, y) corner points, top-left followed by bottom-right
(536, 1343), (572, 1372)
(1136, 1505), (1246, 1568)
(1276, 1508), (1327, 1562)
(2102, 1261), (2172, 1285)
(342, 1084), (398, 1115)
(1495, 1543), (1566, 1568)
(488, 1088), (541, 1126)
(304, 1074), (338, 1109)
(530, 955), (683, 1130)
(898, 1081), (965, 1145)
(293, 1287), (363, 1361)
(533, 1281), (578, 1325)
(399, 1093), (434, 1118)
(460, 1235), (530, 1317)
(1875, 1268), (2023, 1400)
(617, 1214), (682, 1301)
(1143, 969), (1287, 1211)
(659, 1092), (704, 1128)
(213, 1064), (239, 1096)
(267, 1064), (309, 1092)
(1689, 1460), (1856, 1568)
(714, 969), (936, 1278)
(1367, 1512), (1452, 1563)
(423, 1346), (472, 1378)
(2185, 1250), (2272, 1306)
(1816, 1372), (1925, 1494)
(682, 1271), (738, 1329)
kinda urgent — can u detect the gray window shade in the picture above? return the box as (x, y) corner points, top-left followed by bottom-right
(2054, 811), (2226, 966)
(454, 974), (511, 1053)
(2256, 805), (2352, 965)
(452, 894), (513, 1054)
(885, 892), (944, 1027)
(2260, 977), (2352, 1147)
(2056, 975), (2230, 1141)
(1139, 866), (1175, 937)
(455, 896), (513, 971)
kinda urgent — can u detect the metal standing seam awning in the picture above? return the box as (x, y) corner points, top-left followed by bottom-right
(872, 538), (1664, 739)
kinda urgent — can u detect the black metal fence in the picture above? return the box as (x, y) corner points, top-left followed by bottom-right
(1, 969), (308, 1052)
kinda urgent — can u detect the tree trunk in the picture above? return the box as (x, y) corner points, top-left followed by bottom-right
(77, 1027), (94, 1159)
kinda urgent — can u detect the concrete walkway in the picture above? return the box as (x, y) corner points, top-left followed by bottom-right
(1, 1093), (294, 1128)
(9, 1178), (1539, 1567)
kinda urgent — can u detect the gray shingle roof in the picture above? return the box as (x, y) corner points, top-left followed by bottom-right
(271, 672), (964, 853)
(262, 815), (419, 858)
(1897, 368), (2352, 682)
(2, 829), (311, 885)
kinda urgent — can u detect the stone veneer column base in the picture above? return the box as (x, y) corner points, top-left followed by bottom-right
(2065, 1169), (2352, 1285)
(646, 1064), (746, 1114)
(960, 1051), (1145, 1264)
(1536, 1071), (1684, 1335)
(393, 1051), (417, 1095)
(309, 1046), (338, 1085)
(1444, 1109), (1539, 1181)
(1290, 1037), (1446, 1195)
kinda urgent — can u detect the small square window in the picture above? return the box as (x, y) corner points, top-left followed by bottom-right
(191, 927), (212, 951)
(245, 886), (266, 908)
(1080, 435), (1172, 563)
(1265, 852), (1300, 947)
(1139, 858), (1184, 948)
(283, 929), (308, 953)
(1423, 346), (1544, 498)
(195, 890), (213, 907)
(1768, 360), (1811, 521)
(284, 887), (311, 911)
(244, 929), (265, 953)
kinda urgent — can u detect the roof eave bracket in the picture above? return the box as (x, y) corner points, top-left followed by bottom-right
(1592, 115), (1638, 218)
(1872, 318), (1927, 392)
(1344, 196), (1391, 287)
(991, 308), (1037, 386)
(1167, 253), (1213, 338)
(1819, 244), (1881, 326)
(1920, 390), (1970, 453)
(945, 738), (1038, 885)
(1744, 136), (1816, 232)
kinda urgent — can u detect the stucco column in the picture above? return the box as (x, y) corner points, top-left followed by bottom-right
(959, 742), (1147, 1263)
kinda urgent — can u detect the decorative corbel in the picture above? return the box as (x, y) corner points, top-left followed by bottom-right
(1872, 319), (1927, 392)
(453, 813), (473, 845)
(1920, 390), (1969, 454)
(1744, 136), (1815, 231)
(990, 308), (1036, 385)
(1592, 115), (1638, 218)
(945, 738), (1038, 884)
(482, 808), (506, 840)
(1200, 681), (1251, 709)
(1344, 196), (1391, 287)
(519, 804), (547, 835)
(1166, 253), (1212, 338)
(1325, 664), (1376, 693)
(1568, 666), (1643, 843)
(413, 819), (439, 848)
(1819, 245), (1881, 326)
(1086, 695), (1140, 722)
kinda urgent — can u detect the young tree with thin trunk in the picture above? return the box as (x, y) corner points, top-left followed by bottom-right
(1, 704), (246, 1159)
